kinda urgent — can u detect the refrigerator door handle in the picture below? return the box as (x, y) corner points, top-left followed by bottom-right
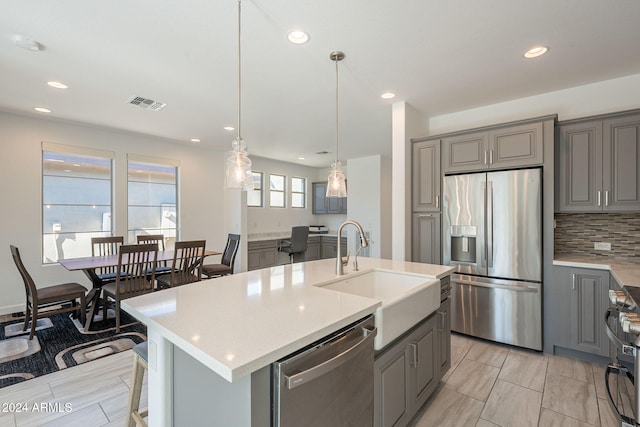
(480, 181), (487, 268)
(453, 276), (539, 293)
(487, 180), (494, 269)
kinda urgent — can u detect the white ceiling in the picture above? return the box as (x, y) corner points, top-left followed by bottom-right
(2, 1), (640, 167)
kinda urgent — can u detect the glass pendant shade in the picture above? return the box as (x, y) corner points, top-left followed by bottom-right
(224, 137), (254, 190)
(326, 160), (347, 197)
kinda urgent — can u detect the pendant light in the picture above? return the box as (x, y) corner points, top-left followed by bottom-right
(326, 51), (347, 198)
(224, 0), (254, 191)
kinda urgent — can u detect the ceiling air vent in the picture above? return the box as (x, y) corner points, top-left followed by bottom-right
(127, 96), (166, 111)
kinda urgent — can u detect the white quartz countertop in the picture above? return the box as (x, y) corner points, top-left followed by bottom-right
(553, 255), (640, 288)
(122, 258), (453, 382)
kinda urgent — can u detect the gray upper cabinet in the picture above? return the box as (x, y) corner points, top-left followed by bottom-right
(412, 140), (441, 211)
(603, 114), (640, 211)
(312, 181), (347, 214)
(442, 131), (488, 173)
(442, 122), (544, 173)
(556, 121), (602, 211)
(556, 111), (640, 212)
(488, 122), (544, 169)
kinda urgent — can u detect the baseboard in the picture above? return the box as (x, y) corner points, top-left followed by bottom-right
(0, 304), (25, 317)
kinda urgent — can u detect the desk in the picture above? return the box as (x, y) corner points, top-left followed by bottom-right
(59, 249), (221, 330)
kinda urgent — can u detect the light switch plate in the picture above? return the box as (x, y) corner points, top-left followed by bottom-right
(594, 242), (612, 251)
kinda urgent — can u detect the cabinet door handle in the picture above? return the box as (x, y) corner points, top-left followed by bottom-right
(489, 150), (494, 165)
(438, 311), (445, 330)
(572, 273), (576, 290)
(605, 190), (609, 207)
(435, 195), (440, 208)
(408, 342), (419, 367)
(484, 150), (488, 165)
(597, 191), (601, 207)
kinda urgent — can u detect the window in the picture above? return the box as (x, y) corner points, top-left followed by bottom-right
(42, 143), (113, 263)
(247, 171), (263, 207)
(128, 155), (179, 248)
(291, 177), (306, 208)
(269, 174), (286, 207)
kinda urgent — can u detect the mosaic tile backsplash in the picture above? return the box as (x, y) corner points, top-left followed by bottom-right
(554, 213), (640, 260)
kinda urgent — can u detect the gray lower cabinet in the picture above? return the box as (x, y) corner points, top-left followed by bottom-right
(305, 236), (321, 261)
(248, 236), (344, 270)
(412, 213), (441, 265)
(556, 111), (640, 212)
(552, 266), (610, 357)
(321, 236), (347, 259)
(441, 121), (544, 173)
(374, 311), (442, 427)
(436, 297), (451, 379)
(247, 240), (278, 271)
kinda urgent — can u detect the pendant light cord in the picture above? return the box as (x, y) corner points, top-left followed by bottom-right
(237, 0), (242, 141)
(334, 57), (339, 163)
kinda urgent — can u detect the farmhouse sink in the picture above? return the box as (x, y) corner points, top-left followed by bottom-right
(319, 270), (440, 350)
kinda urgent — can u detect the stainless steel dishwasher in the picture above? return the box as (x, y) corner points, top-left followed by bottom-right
(272, 315), (377, 427)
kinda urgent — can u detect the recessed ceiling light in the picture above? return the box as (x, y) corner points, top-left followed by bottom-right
(298, 157), (305, 160)
(287, 30), (310, 45)
(34, 107), (51, 113)
(524, 46), (548, 59)
(14, 35), (43, 51)
(223, 126), (235, 131)
(190, 138), (200, 143)
(47, 81), (68, 89)
(381, 92), (396, 99)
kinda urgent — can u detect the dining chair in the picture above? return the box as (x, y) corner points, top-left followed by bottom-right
(136, 234), (172, 274)
(201, 234), (240, 279)
(91, 236), (125, 285)
(10, 245), (87, 340)
(279, 226), (309, 263)
(156, 240), (206, 289)
(102, 243), (157, 333)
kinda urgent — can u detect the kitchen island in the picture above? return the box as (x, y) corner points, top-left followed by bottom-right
(122, 257), (452, 426)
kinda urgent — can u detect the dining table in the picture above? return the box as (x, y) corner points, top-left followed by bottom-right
(59, 248), (221, 330)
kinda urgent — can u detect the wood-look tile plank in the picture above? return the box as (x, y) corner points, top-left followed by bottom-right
(17, 403), (108, 427)
(475, 419), (500, 427)
(465, 341), (509, 368)
(480, 379), (541, 427)
(547, 355), (593, 384)
(99, 387), (147, 422)
(598, 397), (619, 427)
(538, 408), (596, 427)
(542, 372), (599, 425)
(444, 358), (500, 402)
(591, 363), (609, 400)
(498, 349), (548, 392)
(0, 412), (15, 427)
(413, 386), (484, 427)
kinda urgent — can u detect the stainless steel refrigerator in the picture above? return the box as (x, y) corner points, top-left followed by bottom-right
(443, 168), (542, 350)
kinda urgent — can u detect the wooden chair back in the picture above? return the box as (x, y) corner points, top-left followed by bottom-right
(114, 244), (157, 297)
(221, 234), (241, 274)
(91, 236), (124, 278)
(167, 240), (206, 287)
(136, 234), (166, 250)
(10, 245), (38, 305)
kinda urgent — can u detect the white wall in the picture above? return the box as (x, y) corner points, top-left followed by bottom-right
(0, 111), (228, 315)
(391, 102), (428, 261)
(247, 156), (328, 234)
(429, 73), (640, 135)
(347, 155), (392, 259)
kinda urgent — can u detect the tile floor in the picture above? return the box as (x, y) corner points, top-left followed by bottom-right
(0, 333), (622, 426)
(413, 333), (619, 427)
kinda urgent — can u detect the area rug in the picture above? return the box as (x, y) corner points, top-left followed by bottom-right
(0, 310), (146, 389)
